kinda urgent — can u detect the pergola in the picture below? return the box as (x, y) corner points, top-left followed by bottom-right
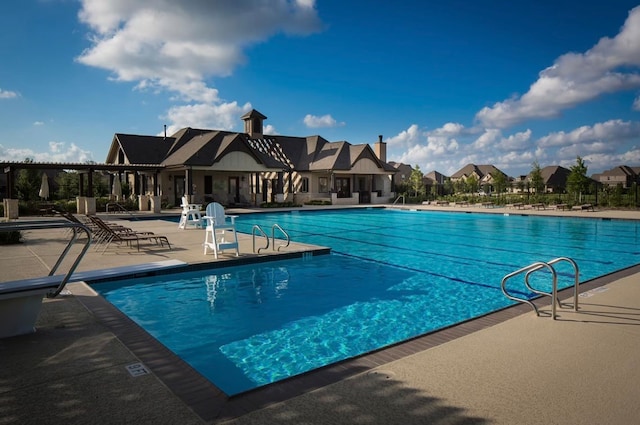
(1, 161), (165, 199)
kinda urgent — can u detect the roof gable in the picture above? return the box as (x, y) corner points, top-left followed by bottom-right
(109, 133), (175, 164)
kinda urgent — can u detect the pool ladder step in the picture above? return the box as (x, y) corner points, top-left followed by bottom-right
(501, 257), (579, 320)
(252, 223), (290, 254)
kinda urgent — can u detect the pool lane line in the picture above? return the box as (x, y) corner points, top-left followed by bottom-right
(332, 250), (546, 300)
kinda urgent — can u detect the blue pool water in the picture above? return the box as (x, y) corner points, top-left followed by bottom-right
(96, 209), (640, 395)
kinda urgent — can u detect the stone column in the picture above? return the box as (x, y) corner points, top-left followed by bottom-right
(138, 195), (150, 211)
(84, 197), (96, 215)
(76, 197), (86, 214)
(150, 195), (161, 213)
(3, 199), (19, 219)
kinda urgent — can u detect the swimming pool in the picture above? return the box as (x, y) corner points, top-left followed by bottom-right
(95, 209), (640, 395)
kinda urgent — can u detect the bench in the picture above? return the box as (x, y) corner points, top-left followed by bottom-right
(553, 204), (569, 210)
(38, 203), (55, 216)
(571, 204), (594, 211)
(531, 203), (546, 210)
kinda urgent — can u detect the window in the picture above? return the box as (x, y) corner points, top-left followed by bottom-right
(301, 177), (309, 193)
(204, 176), (213, 193)
(318, 177), (329, 193)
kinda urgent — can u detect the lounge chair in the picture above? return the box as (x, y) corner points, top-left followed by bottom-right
(86, 215), (171, 253)
(203, 202), (239, 258)
(571, 204), (594, 211)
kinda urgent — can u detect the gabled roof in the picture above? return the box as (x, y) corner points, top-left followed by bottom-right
(451, 164), (504, 179)
(162, 131), (289, 170)
(425, 170), (447, 184)
(108, 134), (175, 164)
(166, 127), (213, 157)
(309, 141), (351, 170)
(539, 165), (570, 187)
(240, 109), (267, 120)
(109, 119), (397, 175)
(601, 165), (636, 177)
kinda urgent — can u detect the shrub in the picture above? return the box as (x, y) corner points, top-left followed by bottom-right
(0, 230), (22, 245)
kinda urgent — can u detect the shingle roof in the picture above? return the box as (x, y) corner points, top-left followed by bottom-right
(113, 134), (175, 164)
(539, 165), (570, 187)
(112, 123), (396, 175)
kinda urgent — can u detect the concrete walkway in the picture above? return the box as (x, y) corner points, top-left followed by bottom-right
(1, 206), (640, 424)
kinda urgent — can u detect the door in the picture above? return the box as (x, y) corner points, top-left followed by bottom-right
(335, 177), (351, 198)
(228, 176), (239, 205)
(175, 176), (185, 205)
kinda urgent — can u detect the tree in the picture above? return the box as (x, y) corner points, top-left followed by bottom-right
(15, 158), (41, 201)
(409, 165), (424, 197)
(566, 156), (590, 202)
(465, 175), (479, 194)
(529, 161), (544, 194)
(56, 171), (80, 200)
(492, 171), (508, 196)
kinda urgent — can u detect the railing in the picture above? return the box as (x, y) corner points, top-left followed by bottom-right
(271, 224), (290, 251)
(252, 225), (269, 253)
(106, 202), (139, 220)
(501, 257), (580, 319)
(252, 223), (290, 253)
(0, 220), (92, 298)
(392, 195), (405, 205)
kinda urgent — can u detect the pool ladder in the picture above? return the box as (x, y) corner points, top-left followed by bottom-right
(501, 257), (579, 320)
(252, 224), (290, 253)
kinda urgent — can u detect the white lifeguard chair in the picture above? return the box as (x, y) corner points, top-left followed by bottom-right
(178, 196), (203, 229)
(203, 202), (239, 258)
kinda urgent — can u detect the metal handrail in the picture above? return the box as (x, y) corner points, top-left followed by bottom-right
(392, 195), (405, 205)
(252, 225), (269, 253)
(546, 257), (580, 311)
(271, 224), (290, 251)
(105, 202), (139, 219)
(500, 261), (556, 316)
(502, 257), (579, 320)
(0, 220), (92, 297)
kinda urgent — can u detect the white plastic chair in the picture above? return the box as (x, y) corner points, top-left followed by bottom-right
(178, 195), (203, 229)
(203, 202), (239, 258)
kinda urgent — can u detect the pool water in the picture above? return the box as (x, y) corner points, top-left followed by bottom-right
(96, 209), (640, 395)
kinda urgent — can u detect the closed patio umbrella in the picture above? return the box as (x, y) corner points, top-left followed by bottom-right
(112, 176), (122, 200)
(39, 173), (49, 200)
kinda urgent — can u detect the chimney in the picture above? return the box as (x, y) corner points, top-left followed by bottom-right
(374, 134), (387, 162)
(163, 124), (167, 139)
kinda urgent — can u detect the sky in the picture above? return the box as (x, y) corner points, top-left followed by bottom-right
(2, 0), (640, 177)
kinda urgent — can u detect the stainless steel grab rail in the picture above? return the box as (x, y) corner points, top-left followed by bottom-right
(502, 257), (580, 320)
(502, 261), (557, 318)
(271, 224), (290, 251)
(0, 220), (92, 297)
(252, 224), (269, 253)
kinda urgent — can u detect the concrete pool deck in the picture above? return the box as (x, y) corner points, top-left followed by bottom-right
(1, 205), (640, 424)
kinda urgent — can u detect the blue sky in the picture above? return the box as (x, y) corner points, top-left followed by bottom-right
(1, 0), (640, 177)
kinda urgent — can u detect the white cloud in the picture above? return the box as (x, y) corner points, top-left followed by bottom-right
(33, 121), (45, 126)
(264, 124), (277, 135)
(0, 88), (19, 99)
(76, 0), (321, 92)
(634, 95), (640, 111)
(429, 122), (466, 137)
(473, 128), (502, 149)
(538, 119), (640, 148)
(0, 142), (93, 163)
(162, 101), (252, 136)
(76, 0), (322, 130)
(386, 124), (422, 148)
(476, 6), (640, 128)
(303, 114), (344, 128)
(501, 129), (532, 151)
